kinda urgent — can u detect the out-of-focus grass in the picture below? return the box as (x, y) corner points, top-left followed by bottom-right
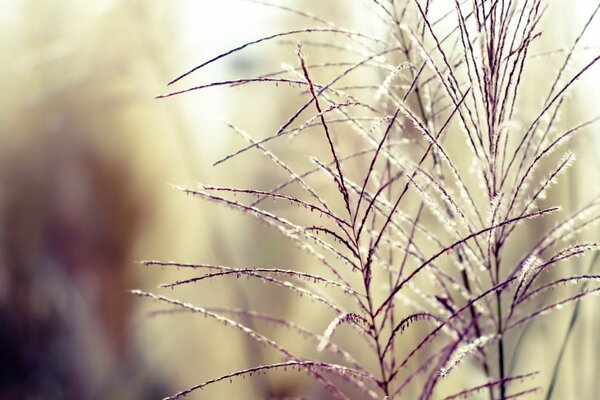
(0, 0), (302, 398)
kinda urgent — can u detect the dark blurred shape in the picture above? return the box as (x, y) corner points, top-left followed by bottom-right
(0, 128), (165, 399)
(0, 1), (178, 398)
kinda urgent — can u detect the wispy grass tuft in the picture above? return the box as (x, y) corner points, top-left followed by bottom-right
(139, 1), (600, 398)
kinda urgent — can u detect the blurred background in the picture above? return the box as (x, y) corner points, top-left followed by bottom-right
(1, 1), (599, 399)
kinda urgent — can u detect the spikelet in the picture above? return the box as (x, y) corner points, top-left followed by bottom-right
(375, 62), (411, 101)
(317, 312), (364, 352)
(439, 335), (495, 377)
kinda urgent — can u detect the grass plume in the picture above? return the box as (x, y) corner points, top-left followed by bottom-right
(139, 1), (600, 398)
